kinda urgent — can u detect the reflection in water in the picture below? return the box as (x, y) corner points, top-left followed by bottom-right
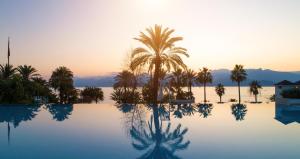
(275, 103), (300, 125)
(46, 104), (74, 121)
(231, 104), (247, 121)
(129, 105), (190, 159)
(198, 104), (213, 118)
(0, 105), (40, 144)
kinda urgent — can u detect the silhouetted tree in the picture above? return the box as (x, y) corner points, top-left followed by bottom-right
(169, 68), (187, 100)
(81, 87), (104, 103)
(49, 66), (76, 104)
(215, 83), (225, 103)
(197, 67), (213, 103)
(17, 65), (39, 81)
(130, 25), (189, 103)
(231, 65), (247, 104)
(184, 69), (196, 99)
(0, 64), (16, 79)
(112, 70), (140, 103)
(249, 80), (262, 103)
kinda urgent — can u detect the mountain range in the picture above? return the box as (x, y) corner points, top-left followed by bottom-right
(74, 69), (300, 87)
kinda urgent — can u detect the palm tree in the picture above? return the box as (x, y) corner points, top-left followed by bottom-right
(130, 25), (189, 103)
(185, 69), (196, 99)
(49, 66), (74, 104)
(0, 64), (16, 79)
(215, 83), (225, 103)
(197, 67), (213, 103)
(113, 70), (135, 94)
(169, 68), (186, 99)
(17, 65), (39, 81)
(249, 80), (262, 103)
(231, 65), (247, 104)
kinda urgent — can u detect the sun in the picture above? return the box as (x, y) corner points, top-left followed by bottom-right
(144, 0), (167, 6)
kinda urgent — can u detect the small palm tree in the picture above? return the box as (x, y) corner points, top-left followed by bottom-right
(17, 65), (39, 81)
(113, 70), (135, 94)
(197, 67), (213, 103)
(49, 66), (74, 104)
(130, 25), (189, 103)
(231, 65), (247, 104)
(249, 80), (262, 103)
(0, 64), (16, 79)
(169, 68), (186, 99)
(185, 69), (196, 99)
(215, 83), (225, 103)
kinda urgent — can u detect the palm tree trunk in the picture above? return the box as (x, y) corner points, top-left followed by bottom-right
(238, 82), (241, 104)
(189, 83), (192, 99)
(153, 60), (161, 104)
(220, 96), (222, 103)
(204, 83), (206, 103)
(255, 94), (257, 103)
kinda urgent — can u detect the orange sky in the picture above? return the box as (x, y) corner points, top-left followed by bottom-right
(0, 0), (299, 77)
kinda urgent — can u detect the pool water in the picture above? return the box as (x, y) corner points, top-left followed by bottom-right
(0, 87), (300, 159)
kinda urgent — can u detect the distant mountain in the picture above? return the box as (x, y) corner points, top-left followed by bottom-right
(74, 69), (300, 87)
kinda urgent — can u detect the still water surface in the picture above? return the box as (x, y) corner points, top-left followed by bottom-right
(1, 87), (300, 159)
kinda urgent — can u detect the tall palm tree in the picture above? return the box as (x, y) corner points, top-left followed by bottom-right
(185, 69), (196, 99)
(197, 67), (213, 103)
(215, 83), (225, 103)
(0, 64), (16, 79)
(49, 66), (74, 104)
(231, 65), (247, 104)
(130, 25), (189, 103)
(17, 65), (39, 81)
(249, 80), (262, 103)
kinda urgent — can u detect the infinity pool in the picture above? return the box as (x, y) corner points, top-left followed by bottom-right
(0, 87), (300, 159)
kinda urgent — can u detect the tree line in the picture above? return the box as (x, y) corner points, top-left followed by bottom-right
(111, 25), (263, 104)
(0, 64), (103, 104)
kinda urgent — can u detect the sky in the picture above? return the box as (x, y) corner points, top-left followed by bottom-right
(0, 0), (299, 77)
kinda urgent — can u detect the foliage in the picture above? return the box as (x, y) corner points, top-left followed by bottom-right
(130, 25), (189, 103)
(169, 68), (189, 100)
(215, 83), (225, 103)
(249, 80), (262, 103)
(184, 69), (196, 99)
(81, 87), (104, 103)
(49, 66), (77, 104)
(197, 67), (213, 102)
(231, 64), (247, 104)
(111, 70), (140, 104)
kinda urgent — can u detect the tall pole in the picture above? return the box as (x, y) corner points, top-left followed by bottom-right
(8, 37), (10, 66)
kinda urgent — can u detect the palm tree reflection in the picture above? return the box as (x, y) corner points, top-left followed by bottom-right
(129, 105), (190, 159)
(198, 104), (213, 118)
(46, 104), (73, 121)
(0, 105), (40, 144)
(231, 104), (247, 121)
